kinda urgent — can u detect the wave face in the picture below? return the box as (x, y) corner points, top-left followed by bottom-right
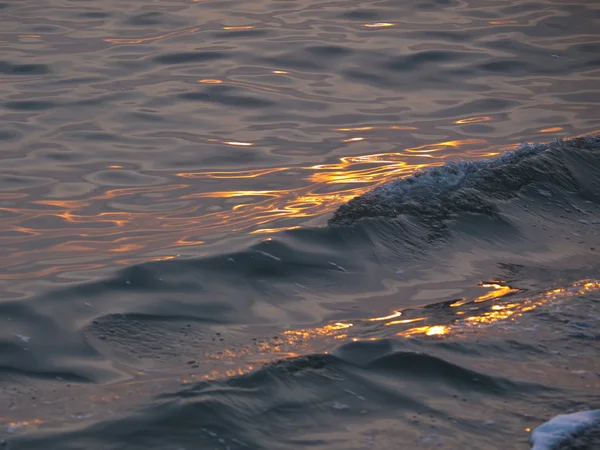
(3, 136), (600, 450)
(330, 136), (600, 226)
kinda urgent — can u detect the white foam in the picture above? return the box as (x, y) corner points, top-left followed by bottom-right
(531, 410), (600, 450)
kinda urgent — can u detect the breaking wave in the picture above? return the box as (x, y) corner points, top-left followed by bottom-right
(330, 135), (600, 227)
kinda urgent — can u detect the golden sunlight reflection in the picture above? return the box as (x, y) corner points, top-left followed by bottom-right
(405, 139), (487, 153)
(249, 226), (301, 234)
(0, 137), (503, 283)
(402, 325), (449, 337)
(223, 26), (255, 30)
(12, 280), (594, 399)
(540, 127), (564, 133)
(5, 419), (44, 433)
(397, 280), (600, 337)
(368, 311), (402, 321)
(455, 117), (491, 124)
(192, 279), (600, 383)
(223, 141), (254, 147)
(450, 283), (520, 307)
(363, 23), (395, 28)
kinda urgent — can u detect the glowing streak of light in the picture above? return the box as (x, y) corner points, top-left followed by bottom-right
(455, 116), (491, 124)
(223, 26), (255, 30)
(224, 141), (254, 147)
(363, 23), (395, 28)
(250, 226), (301, 234)
(385, 318), (426, 326)
(369, 311), (402, 321)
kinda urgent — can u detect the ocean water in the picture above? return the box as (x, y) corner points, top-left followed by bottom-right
(1, 0), (600, 449)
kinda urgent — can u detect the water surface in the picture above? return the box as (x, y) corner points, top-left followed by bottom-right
(1, 0), (600, 448)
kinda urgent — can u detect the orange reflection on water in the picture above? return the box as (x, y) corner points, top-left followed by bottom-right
(201, 322), (354, 368)
(363, 23), (395, 28)
(540, 127), (564, 133)
(369, 311), (402, 321)
(179, 167), (288, 180)
(250, 226), (301, 234)
(111, 279), (600, 388)
(405, 139), (487, 154)
(223, 26), (255, 30)
(403, 325), (449, 337)
(475, 283), (520, 302)
(450, 282), (520, 307)
(398, 279), (600, 338)
(224, 141), (254, 147)
(201, 285), (523, 368)
(5, 418), (44, 432)
(283, 322), (353, 339)
(385, 317), (426, 326)
(455, 116), (491, 124)
(0, 137), (493, 284)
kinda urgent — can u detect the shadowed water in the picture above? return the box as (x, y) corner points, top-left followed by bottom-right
(1, 0), (600, 449)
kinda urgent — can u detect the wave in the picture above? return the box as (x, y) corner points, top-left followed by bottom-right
(10, 343), (549, 450)
(531, 410), (600, 450)
(3, 135), (600, 387)
(330, 135), (600, 226)
(4, 136), (600, 450)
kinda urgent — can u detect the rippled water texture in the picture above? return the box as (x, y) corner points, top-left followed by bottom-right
(1, 0), (600, 449)
(0, 0), (599, 299)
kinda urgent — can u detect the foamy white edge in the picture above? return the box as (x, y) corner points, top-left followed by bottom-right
(531, 410), (600, 450)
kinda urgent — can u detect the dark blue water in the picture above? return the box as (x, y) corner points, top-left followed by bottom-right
(1, 0), (600, 448)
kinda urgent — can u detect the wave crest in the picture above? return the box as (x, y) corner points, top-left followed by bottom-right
(330, 135), (600, 226)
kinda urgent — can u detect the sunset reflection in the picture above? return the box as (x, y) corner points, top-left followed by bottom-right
(0, 140), (443, 282)
(0, 137), (516, 286)
(4, 279), (598, 428)
(363, 23), (395, 28)
(397, 280), (600, 337)
(455, 117), (491, 124)
(195, 279), (600, 380)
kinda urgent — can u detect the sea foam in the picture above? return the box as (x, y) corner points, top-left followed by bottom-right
(531, 410), (600, 450)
